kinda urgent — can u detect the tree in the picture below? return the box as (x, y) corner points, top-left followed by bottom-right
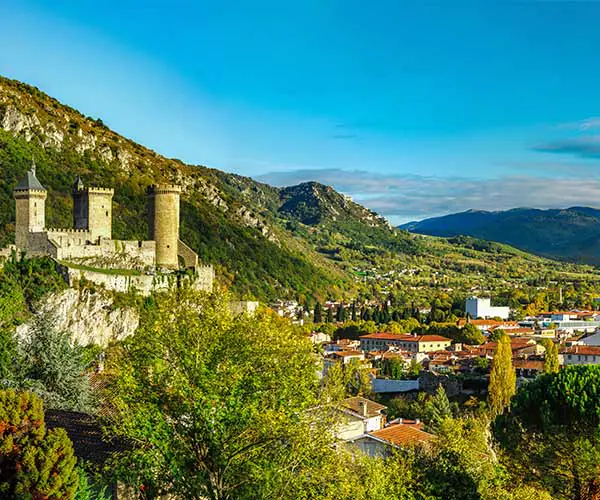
(326, 306), (334, 323)
(488, 333), (515, 415)
(459, 323), (485, 345)
(18, 312), (94, 412)
(336, 304), (346, 323)
(425, 385), (452, 432)
(351, 302), (357, 322)
(103, 289), (352, 499)
(495, 366), (600, 499)
(540, 338), (559, 374)
(488, 328), (506, 343)
(313, 302), (323, 323)
(0, 389), (79, 499)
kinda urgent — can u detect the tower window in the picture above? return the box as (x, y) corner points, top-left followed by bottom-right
(106, 211), (109, 217)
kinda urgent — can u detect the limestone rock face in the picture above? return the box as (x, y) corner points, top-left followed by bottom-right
(20, 288), (139, 346)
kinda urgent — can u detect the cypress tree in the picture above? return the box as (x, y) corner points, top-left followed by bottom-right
(541, 339), (559, 374)
(488, 333), (516, 415)
(336, 304), (346, 323)
(326, 307), (334, 324)
(313, 302), (323, 323)
(351, 302), (357, 322)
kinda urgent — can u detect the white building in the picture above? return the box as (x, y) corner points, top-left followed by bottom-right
(465, 297), (510, 320)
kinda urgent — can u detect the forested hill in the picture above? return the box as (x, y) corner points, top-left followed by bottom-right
(400, 207), (600, 265)
(2, 75), (600, 301)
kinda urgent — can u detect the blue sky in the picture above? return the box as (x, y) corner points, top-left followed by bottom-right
(3, 1), (600, 223)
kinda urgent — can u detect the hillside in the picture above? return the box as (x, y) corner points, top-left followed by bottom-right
(2, 75), (600, 302)
(401, 207), (600, 265)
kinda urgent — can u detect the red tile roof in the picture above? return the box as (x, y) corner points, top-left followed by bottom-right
(370, 422), (434, 447)
(560, 345), (600, 356)
(332, 350), (364, 358)
(360, 333), (450, 343)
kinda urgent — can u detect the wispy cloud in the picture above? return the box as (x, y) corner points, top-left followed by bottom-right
(257, 168), (600, 223)
(534, 136), (600, 159)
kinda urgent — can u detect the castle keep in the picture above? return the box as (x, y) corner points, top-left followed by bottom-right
(9, 161), (213, 294)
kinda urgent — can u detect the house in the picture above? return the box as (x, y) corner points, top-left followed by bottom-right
(559, 345), (600, 366)
(349, 419), (434, 457)
(323, 350), (369, 376)
(359, 333), (451, 353)
(334, 397), (387, 441)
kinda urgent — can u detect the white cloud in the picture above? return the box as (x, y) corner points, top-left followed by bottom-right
(257, 169), (600, 223)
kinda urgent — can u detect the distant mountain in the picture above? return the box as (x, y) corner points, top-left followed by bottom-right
(400, 207), (600, 264)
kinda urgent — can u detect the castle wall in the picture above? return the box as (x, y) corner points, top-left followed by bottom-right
(193, 265), (215, 293)
(178, 239), (198, 269)
(14, 190), (46, 249)
(25, 231), (58, 257)
(148, 185), (180, 269)
(64, 265), (213, 296)
(49, 235), (156, 269)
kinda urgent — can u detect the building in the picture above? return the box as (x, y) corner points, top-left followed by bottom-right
(359, 332), (451, 353)
(559, 345), (600, 366)
(334, 397), (387, 441)
(7, 163), (213, 294)
(465, 297), (510, 320)
(348, 420), (433, 457)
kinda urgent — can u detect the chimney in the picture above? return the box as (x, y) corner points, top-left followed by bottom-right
(415, 418), (420, 424)
(398, 418), (403, 424)
(358, 400), (368, 417)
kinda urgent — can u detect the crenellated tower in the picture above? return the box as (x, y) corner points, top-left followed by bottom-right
(13, 159), (47, 250)
(148, 184), (181, 269)
(73, 177), (114, 241)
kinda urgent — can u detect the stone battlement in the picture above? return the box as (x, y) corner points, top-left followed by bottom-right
(148, 184), (182, 195)
(14, 189), (46, 197)
(47, 228), (91, 235)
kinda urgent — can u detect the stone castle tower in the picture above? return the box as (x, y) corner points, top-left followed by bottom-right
(13, 159), (47, 249)
(147, 184), (181, 269)
(73, 177), (114, 241)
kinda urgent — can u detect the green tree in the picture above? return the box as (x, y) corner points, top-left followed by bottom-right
(104, 289), (352, 499)
(460, 323), (486, 345)
(540, 338), (559, 374)
(336, 304), (346, 322)
(326, 306), (334, 323)
(0, 389), (79, 499)
(18, 312), (94, 412)
(425, 385), (453, 432)
(313, 302), (323, 323)
(488, 333), (515, 415)
(495, 366), (600, 499)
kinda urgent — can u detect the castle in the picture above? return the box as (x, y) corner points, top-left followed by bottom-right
(8, 161), (213, 294)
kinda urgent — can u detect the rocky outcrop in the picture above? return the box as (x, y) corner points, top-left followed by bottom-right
(18, 288), (139, 346)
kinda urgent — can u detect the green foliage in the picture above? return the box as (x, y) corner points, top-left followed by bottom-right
(488, 333), (515, 415)
(103, 288), (347, 499)
(540, 338), (559, 374)
(0, 389), (79, 499)
(14, 312), (95, 412)
(495, 366), (600, 499)
(424, 385), (453, 433)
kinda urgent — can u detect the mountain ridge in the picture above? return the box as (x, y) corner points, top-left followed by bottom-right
(400, 206), (600, 264)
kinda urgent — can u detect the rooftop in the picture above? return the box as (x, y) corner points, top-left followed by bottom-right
(360, 332), (450, 343)
(340, 396), (386, 419)
(14, 166), (46, 192)
(369, 422), (434, 447)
